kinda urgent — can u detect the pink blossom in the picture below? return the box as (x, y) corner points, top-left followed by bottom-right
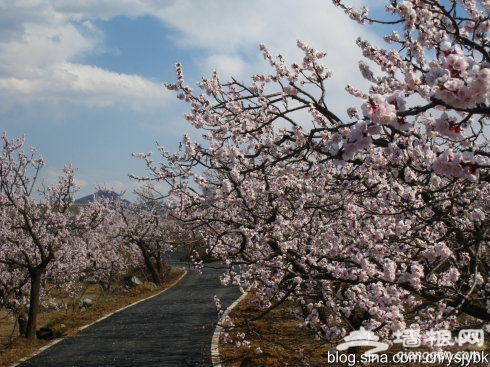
(361, 95), (397, 125)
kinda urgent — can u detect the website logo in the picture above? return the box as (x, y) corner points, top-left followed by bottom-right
(336, 327), (390, 355)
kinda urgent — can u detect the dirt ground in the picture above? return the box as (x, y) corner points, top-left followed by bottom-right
(0, 267), (185, 367)
(218, 295), (331, 367)
(218, 294), (489, 367)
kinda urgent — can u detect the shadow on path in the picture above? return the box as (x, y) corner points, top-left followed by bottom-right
(19, 260), (240, 367)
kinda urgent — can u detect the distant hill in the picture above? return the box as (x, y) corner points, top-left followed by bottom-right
(74, 190), (130, 205)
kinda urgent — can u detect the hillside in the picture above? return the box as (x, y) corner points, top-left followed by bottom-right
(74, 190), (129, 204)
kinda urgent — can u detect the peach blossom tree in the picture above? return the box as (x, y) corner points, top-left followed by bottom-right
(135, 0), (489, 345)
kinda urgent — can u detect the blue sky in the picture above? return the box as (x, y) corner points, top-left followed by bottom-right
(0, 0), (380, 199)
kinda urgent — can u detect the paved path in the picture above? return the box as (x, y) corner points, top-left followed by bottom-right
(18, 262), (240, 367)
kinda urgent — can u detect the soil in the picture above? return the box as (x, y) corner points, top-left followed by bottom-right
(218, 294), (489, 367)
(218, 295), (329, 367)
(0, 267), (185, 367)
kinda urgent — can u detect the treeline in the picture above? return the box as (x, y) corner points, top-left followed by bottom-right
(0, 134), (188, 340)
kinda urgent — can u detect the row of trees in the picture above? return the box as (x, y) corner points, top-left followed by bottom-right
(0, 134), (175, 340)
(135, 0), (489, 347)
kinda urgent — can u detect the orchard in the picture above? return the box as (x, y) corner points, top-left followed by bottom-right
(134, 0), (489, 348)
(0, 135), (157, 340)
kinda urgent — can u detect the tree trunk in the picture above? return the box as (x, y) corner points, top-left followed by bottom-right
(155, 256), (170, 283)
(140, 244), (168, 284)
(17, 312), (28, 337)
(25, 269), (43, 339)
(347, 309), (365, 355)
(146, 257), (164, 284)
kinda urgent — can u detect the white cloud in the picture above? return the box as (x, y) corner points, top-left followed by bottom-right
(0, 77), (40, 94)
(50, 63), (168, 110)
(149, 1), (266, 52)
(148, 0), (370, 57)
(0, 63), (168, 111)
(50, 0), (150, 21)
(0, 0), (53, 41)
(0, 0), (381, 119)
(201, 54), (249, 79)
(0, 0), (169, 113)
(0, 22), (94, 73)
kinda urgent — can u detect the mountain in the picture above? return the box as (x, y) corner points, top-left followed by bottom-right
(74, 190), (130, 205)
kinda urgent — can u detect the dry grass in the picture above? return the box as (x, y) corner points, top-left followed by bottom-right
(219, 294), (489, 367)
(219, 295), (329, 367)
(0, 267), (185, 367)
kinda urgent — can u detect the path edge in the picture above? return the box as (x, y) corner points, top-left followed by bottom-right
(211, 292), (248, 367)
(10, 267), (188, 367)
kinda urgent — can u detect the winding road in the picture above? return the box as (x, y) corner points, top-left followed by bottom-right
(17, 261), (240, 367)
